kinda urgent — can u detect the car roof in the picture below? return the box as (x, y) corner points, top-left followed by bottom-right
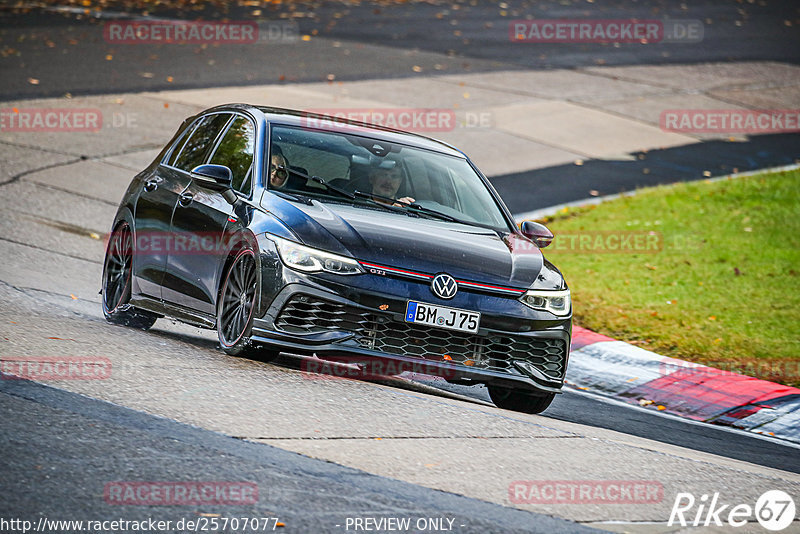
(202, 104), (467, 159)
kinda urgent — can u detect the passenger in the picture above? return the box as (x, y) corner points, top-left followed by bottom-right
(269, 150), (290, 189)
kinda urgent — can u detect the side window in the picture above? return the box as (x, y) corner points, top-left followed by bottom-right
(208, 116), (256, 195)
(172, 113), (232, 172)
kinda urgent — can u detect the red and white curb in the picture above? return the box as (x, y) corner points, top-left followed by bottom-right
(568, 326), (800, 444)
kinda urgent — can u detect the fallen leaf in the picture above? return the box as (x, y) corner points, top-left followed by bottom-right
(28, 78), (40, 85)
(412, 65), (422, 72)
(70, 294), (78, 300)
(639, 399), (654, 406)
(656, 405), (666, 411)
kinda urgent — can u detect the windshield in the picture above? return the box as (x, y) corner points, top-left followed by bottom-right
(267, 125), (511, 231)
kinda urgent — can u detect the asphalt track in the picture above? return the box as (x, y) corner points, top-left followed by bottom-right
(0, 377), (597, 534)
(1, 0), (799, 99)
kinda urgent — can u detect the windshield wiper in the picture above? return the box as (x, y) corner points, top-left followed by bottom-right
(278, 166), (479, 226)
(354, 190), (473, 225)
(280, 166), (410, 214)
(279, 166), (356, 201)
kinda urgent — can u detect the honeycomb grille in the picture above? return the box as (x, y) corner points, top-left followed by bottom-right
(274, 294), (373, 334)
(275, 295), (566, 380)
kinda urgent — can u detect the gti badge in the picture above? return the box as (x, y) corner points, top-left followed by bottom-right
(431, 273), (458, 299)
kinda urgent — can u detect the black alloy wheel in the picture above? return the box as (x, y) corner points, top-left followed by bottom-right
(217, 248), (267, 357)
(102, 222), (157, 329)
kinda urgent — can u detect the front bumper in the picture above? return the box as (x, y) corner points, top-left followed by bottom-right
(250, 282), (571, 395)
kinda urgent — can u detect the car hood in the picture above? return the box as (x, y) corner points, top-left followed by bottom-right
(266, 198), (556, 289)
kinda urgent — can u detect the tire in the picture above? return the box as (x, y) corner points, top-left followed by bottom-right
(488, 385), (556, 414)
(216, 248), (277, 361)
(102, 222), (158, 330)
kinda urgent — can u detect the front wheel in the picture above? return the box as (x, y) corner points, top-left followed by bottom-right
(488, 385), (556, 414)
(217, 248), (277, 361)
(101, 222), (158, 330)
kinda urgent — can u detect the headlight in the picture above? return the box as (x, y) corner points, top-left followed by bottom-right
(269, 235), (364, 275)
(519, 289), (571, 316)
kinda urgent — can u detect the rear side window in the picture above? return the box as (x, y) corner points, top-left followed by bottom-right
(172, 113), (232, 172)
(208, 116), (256, 195)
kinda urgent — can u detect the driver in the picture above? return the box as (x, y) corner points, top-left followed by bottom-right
(368, 164), (415, 207)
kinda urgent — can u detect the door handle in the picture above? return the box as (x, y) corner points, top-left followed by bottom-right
(143, 178), (159, 192)
(178, 192), (193, 206)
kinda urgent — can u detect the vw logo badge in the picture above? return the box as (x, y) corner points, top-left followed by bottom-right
(431, 273), (458, 299)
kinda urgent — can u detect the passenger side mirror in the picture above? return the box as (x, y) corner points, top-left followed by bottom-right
(520, 220), (554, 249)
(190, 164), (237, 204)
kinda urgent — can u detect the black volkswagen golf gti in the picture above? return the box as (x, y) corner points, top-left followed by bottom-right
(102, 104), (571, 413)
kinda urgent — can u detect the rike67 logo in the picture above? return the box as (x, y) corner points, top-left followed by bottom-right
(669, 490), (796, 531)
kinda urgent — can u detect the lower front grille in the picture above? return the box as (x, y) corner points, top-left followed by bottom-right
(274, 294), (372, 334)
(275, 294), (566, 381)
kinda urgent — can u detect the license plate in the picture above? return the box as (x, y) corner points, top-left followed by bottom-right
(405, 301), (480, 334)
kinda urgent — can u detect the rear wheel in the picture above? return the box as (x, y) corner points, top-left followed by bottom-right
(217, 248), (277, 361)
(101, 222), (158, 330)
(488, 385), (556, 414)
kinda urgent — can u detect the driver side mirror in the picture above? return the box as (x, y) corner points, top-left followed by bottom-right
(190, 164), (237, 204)
(520, 220), (554, 249)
